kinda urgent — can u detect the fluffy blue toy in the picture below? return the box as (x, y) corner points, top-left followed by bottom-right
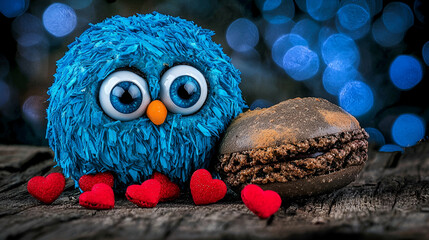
(46, 12), (245, 189)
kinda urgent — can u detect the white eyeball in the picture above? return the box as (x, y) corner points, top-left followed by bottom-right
(159, 65), (208, 115)
(99, 71), (151, 121)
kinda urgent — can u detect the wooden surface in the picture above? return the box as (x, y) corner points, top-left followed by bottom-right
(1, 142), (429, 240)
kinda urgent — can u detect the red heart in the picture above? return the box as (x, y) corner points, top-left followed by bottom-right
(241, 184), (282, 219)
(190, 169), (227, 205)
(126, 179), (161, 208)
(79, 183), (115, 209)
(78, 172), (114, 192)
(27, 172), (65, 204)
(152, 172), (180, 202)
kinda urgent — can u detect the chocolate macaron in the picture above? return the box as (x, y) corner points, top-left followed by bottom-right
(216, 97), (369, 199)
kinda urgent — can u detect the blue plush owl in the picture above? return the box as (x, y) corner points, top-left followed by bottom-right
(46, 12), (245, 190)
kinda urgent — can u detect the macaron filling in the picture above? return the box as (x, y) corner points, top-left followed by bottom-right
(217, 128), (368, 187)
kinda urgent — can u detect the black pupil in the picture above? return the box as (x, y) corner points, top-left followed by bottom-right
(119, 90), (134, 104)
(178, 84), (194, 99)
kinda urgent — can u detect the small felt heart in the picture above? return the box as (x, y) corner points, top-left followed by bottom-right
(126, 179), (161, 208)
(79, 172), (114, 192)
(79, 183), (115, 210)
(27, 172), (65, 204)
(152, 172), (180, 202)
(190, 169), (226, 205)
(241, 184), (282, 219)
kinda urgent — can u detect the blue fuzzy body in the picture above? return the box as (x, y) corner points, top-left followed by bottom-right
(46, 12), (245, 189)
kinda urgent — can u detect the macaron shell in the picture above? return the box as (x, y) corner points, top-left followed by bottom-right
(219, 97), (361, 154)
(256, 164), (364, 199)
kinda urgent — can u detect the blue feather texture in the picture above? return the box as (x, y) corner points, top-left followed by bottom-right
(46, 12), (246, 190)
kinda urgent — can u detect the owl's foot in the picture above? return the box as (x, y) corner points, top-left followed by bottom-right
(76, 171), (180, 209)
(79, 183), (115, 209)
(78, 172), (115, 209)
(78, 172), (114, 192)
(126, 179), (161, 208)
(151, 172), (181, 202)
(124, 173), (180, 208)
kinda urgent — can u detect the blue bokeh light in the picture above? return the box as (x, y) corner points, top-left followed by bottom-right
(379, 144), (404, 153)
(366, 0), (383, 17)
(262, 0), (295, 24)
(318, 26), (337, 48)
(336, 3), (370, 40)
(322, 33), (360, 69)
(335, 4), (370, 40)
(371, 18), (404, 47)
(15, 32), (45, 48)
(340, 0), (370, 12)
(12, 14), (45, 47)
(307, 0), (339, 21)
(336, 18), (370, 40)
(17, 40), (49, 62)
(12, 14), (48, 63)
(272, 34), (308, 67)
(392, 114), (426, 147)
(365, 127), (385, 146)
(226, 18), (259, 52)
(291, 19), (320, 46)
(263, 21), (295, 47)
(0, 81), (11, 109)
(323, 65), (362, 95)
(42, 3), (77, 37)
(0, 0), (29, 18)
(262, 0), (281, 10)
(382, 2), (414, 34)
(339, 81), (374, 117)
(283, 45), (319, 81)
(22, 95), (45, 123)
(389, 55), (423, 90)
(414, 0), (425, 23)
(423, 41), (429, 66)
(337, 4), (370, 31)
(250, 99), (274, 110)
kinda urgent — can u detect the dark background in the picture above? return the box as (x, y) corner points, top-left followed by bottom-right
(0, 0), (428, 150)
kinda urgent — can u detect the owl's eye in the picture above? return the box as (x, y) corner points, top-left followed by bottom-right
(160, 65), (208, 115)
(99, 71), (151, 121)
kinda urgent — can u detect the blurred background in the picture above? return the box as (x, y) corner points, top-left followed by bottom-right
(0, 0), (427, 151)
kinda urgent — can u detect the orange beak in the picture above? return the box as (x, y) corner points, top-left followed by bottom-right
(146, 100), (167, 125)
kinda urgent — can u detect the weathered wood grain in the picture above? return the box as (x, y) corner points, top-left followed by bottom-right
(1, 142), (429, 240)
